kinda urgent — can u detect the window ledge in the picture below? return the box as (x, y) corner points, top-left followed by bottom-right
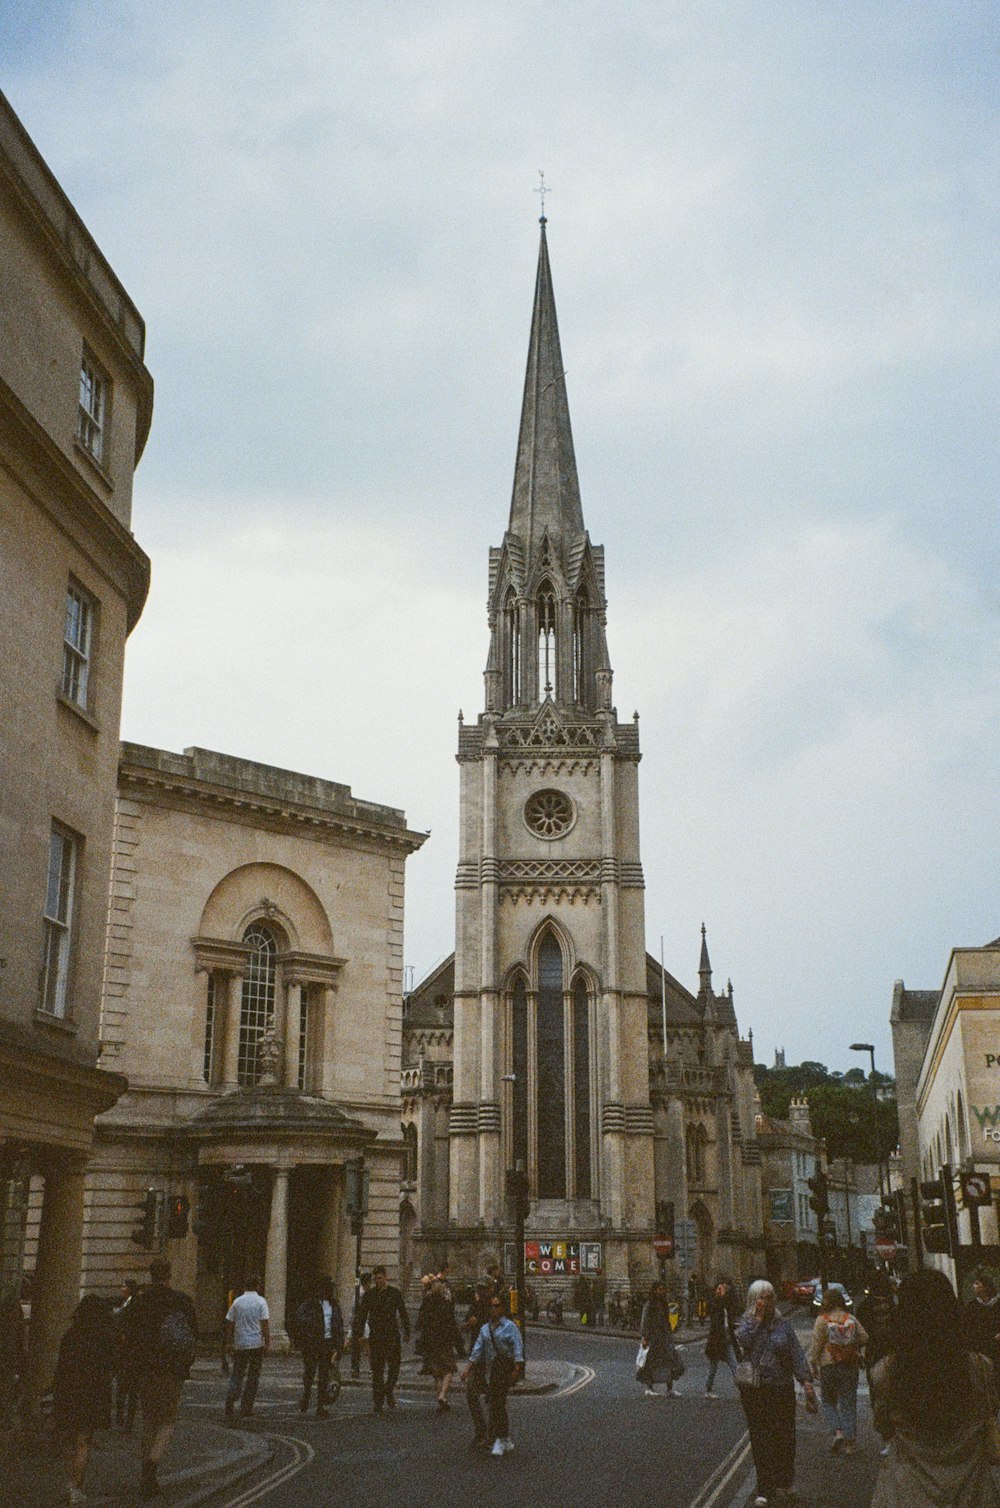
(34, 1008), (78, 1036)
(56, 690), (100, 734)
(73, 439), (114, 492)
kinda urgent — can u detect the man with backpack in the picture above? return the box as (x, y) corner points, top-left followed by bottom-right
(125, 1259), (198, 1500)
(224, 1276), (270, 1422)
(808, 1286), (869, 1455)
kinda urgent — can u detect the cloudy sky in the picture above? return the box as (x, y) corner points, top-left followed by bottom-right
(8, 1), (998, 1071)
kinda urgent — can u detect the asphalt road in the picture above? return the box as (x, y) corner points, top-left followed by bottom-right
(192, 1327), (752, 1508)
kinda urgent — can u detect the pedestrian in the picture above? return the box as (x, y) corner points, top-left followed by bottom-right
(355, 1264), (410, 1414)
(224, 1276), (270, 1422)
(420, 1279), (463, 1410)
(871, 1267), (1000, 1507)
(964, 1269), (1000, 1373)
(463, 1280), (493, 1353)
(638, 1278), (683, 1397)
(855, 1268), (895, 1377)
(53, 1293), (116, 1506)
(462, 1292), (524, 1456)
(705, 1276), (740, 1398)
(735, 1278), (817, 1508)
(112, 1279), (138, 1432)
(292, 1276), (344, 1418)
(349, 1271), (372, 1379)
(0, 1294), (26, 1427)
(808, 1285), (868, 1455)
(124, 1258), (198, 1500)
(415, 1274), (436, 1372)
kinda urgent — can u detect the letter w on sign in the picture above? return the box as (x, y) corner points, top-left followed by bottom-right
(972, 1105), (1000, 1129)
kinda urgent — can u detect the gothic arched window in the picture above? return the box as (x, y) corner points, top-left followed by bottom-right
(537, 584), (556, 701)
(402, 1122), (418, 1185)
(238, 923), (277, 1086)
(511, 974), (528, 1174)
(573, 975), (591, 1198)
(536, 933), (565, 1197)
(505, 589), (521, 706)
(573, 589), (589, 705)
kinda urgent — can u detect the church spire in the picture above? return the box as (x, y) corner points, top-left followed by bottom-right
(508, 220), (585, 566)
(698, 923), (713, 1001)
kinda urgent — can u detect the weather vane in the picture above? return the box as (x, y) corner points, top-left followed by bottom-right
(535, 169), (550, 221)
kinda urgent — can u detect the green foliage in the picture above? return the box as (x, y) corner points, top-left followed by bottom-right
(755, 1059), (897, 1163)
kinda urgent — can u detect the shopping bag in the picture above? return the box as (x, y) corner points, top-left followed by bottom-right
(635, 1342), (650, 1379)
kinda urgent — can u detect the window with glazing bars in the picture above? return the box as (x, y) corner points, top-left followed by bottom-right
(62, 583), (94, 707)
(203, 973), (216, 1082)
(40, 824), (77, 1017)
(78, 354), (107, 462)
(297, 987), (309, 1090)
(536, 934), (566, 1197)
(238, 925), (276, 1086)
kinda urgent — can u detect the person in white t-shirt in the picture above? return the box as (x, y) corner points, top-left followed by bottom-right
(224, 1278), (270, 1421)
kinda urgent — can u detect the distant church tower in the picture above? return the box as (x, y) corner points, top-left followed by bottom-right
(448, 218), (655, 1282)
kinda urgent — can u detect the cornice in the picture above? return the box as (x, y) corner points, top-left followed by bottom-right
(119, 752), (427, 856)
(0, 382), (150, 630)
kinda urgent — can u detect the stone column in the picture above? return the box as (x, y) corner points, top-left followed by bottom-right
(318, 986), (337, 1096)
(265, 1166), (291, 1350)
(222, 972), (244, 1087)
(284, 981), (303, 1089)
(478, 734), (500, 1223)
(24, 1157), (87, 1409)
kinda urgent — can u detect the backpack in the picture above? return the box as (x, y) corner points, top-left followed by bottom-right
(825, 1313), (859, 1365)
(158, 1305), (197, 1377)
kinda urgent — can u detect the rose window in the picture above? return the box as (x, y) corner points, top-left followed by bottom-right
(524, 789), (574, 838)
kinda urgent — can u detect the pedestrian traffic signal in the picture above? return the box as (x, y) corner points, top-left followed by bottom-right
(875, 1195), (900, 1241)
(807, 1170), (829, 1219)
(655, 1200), (675, 1239)
(130, 1188), (161, 1249)
(168, 1193), (190, 1239)
(920, 1172), (957, 1254)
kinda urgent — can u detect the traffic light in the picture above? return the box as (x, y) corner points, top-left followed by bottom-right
(875, 1195), (900, 1241)
(168, 1193), (190, 1239)
(655, 1200), (675, 1239)
(507, 1166), (530, 1222)
(807, 1170), (829, 1220)
(920, 1171), (958, 1254)
(130, 1188), (160, 1249)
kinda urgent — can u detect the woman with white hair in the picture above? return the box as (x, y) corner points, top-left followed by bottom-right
(735, 1279), (817, 1507)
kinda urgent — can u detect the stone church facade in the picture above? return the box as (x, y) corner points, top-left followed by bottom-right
(402, 222), (764, 1293)
(78, 743), (425, 1341)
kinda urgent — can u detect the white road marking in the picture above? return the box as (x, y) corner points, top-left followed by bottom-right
(687, 1429), (751, 1508)
(214, 1433), (314, 1507)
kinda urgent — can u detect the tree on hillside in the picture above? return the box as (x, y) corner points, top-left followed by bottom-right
(754, 1059), (897, 1163)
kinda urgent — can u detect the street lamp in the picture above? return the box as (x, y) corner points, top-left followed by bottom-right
(850, 1043), (887, 1205)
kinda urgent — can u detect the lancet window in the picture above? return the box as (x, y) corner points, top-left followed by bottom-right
(504, 589), (521, 706)
(537, 585), (556, 701)
(572, 590), (589, 706)
(506, 936), (596, 1203)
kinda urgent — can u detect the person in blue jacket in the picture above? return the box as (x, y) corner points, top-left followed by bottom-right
(462, 1294), (524, 1456)
(736, 1279), (817, 1507)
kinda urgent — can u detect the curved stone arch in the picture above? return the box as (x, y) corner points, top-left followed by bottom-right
(956, 1089), (971, 1163)
(500, 960), (530, 994)
(198, 862), (334, 955)
(689, 1197), (714, 1277)
(525, 914), (577, 987)
(569, 960), (601, 996)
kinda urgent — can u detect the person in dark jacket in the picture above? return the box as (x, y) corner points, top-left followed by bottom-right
(125, 1259), (198, 1501)
(293, 1277), (344, 1417)
(705, 1277), (740, 1397)
(355, 1265), (410, 1413)
(964, 1271), (1000, 1372)
(419, 1280), (463, 1410)
(349, 1271), (372, 1378)
(639, 1279), (683, 1396)
(113, 1278), (139, 1432)
(54, 1294), (116, 1506)
(856, 1267), (896, 1379)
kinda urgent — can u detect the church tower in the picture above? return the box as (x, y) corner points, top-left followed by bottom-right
(449, 218), (656, 1283)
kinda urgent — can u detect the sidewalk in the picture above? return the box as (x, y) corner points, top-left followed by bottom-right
(0, 1418), (271, 1508)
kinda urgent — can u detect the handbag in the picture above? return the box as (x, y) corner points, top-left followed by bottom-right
(734, 1324), (767, 1392)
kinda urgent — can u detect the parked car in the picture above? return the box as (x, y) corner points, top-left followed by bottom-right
(811, 1280), (853, 1312)
(789, 1276), (821, 1303)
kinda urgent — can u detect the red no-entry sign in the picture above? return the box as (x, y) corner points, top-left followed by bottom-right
(875, 1236), (897, 1261)
(653, 1234), (673, 1258)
